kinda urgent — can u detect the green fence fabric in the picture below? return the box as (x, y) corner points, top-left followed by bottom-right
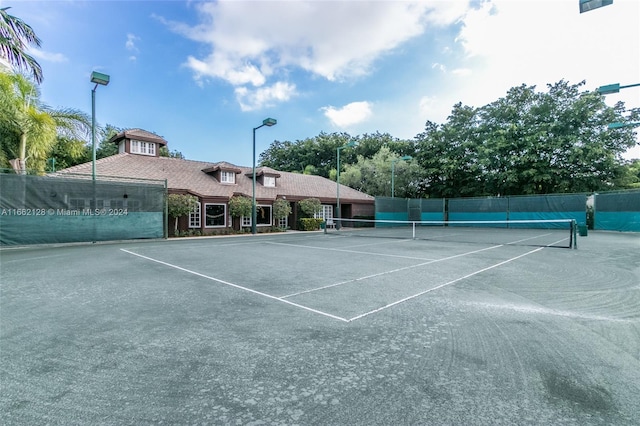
(508, 194), (587, 225)
(448, 197), (509, 222)
(0, 174), (166, 245)
(595, 191), (640, 232)
(376, 197), (410, 221)
(376, 191), (639, 233)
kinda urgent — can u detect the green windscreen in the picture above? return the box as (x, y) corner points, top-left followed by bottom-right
(0, 173), (166, 246)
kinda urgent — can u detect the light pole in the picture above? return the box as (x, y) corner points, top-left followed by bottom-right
(90, 71), (110, 181)
(391, 155), (412, 198)
(252, 118), (277, 234)
(336, 140), (357, 228)
(579, 0), (613, 13)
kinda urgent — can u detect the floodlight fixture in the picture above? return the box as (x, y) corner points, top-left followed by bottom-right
(90, 71), (110, 86)
(597, 82), (640, 95)
(608, 122), (640, 129)
(579, 0), (613, 13)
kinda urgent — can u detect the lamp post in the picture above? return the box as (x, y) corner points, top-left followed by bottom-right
(336, 140), (357, 228)
(252, 118), (277, 235)
(597, 82), (640, 95)
(579, 0), (613, 13)
(90, 71), (110, 181)
(391, 155), (412, 198)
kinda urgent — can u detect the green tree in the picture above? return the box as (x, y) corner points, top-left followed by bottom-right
(298, 198), (321, 217)
(340, 146), (420, 197)
(0, 72), (91, 173)
(259, 131), (413, 179)
(0, 7), (43, 83)
(613, 159), (640, 189)
(167, 193), (199, 234)
(414, 80), (639, 197)
(273, 198), (292, 228)
(95, 124), (120, 159)
(49, 136), (89, 171)
(159, 146), (185, 159)
(228, 195), (252, 219)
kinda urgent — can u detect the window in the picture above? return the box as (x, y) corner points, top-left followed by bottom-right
(110, 199), (125, 209)
(189, 202), (201, 228)
(205, 203), (226, 227)
(242, 205), (272, 227)
(256, 205), (272, 226)
(263, 176), (276, 187)
(220, 171), (235, 184)
(130, 139), (156, 156)
(88, 198), (105, 210)
(315, 204), (334, 226)
(279, 216), (288, 228)
(127, 200), (141, 212)
(69, 198), (86, 210)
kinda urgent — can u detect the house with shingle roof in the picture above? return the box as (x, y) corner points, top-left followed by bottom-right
(57, 129), (374, 235)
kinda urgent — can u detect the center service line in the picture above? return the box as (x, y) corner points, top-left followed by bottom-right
(347, 246), (545, 322)
(279, 243), (505, 299)
(120, 249), (349, 322)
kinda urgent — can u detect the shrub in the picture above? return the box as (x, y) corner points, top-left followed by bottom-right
(299, 218), (324, 231)
(298, 198), (321, 217)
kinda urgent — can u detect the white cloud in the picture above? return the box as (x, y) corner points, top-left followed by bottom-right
(162, 1), (472, 109)
(450, 0), (639, 109)
(126, 33), (140, 52)
(322, 101), (373, 128)
(432, 63), (446, 72)
(235, 81), (298, 112)
(29, 48), (67, 63)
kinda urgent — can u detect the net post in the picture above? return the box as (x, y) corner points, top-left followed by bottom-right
(572, 220), (577, 249)
(412, 221), (416, 239)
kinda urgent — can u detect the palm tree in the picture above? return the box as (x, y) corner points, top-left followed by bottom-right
(0, 72), (91, 173)
(0, 7), (43, 84)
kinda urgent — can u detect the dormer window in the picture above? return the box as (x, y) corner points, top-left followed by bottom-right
(220, 171), (235, 184)
(130, 139), (156, 156)
(263, 176), (276, 187)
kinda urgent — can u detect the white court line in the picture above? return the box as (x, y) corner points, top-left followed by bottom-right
(279, 244), (504, 299)
(340, 239), (413, 250)
(266, 241), (438, 261)
(348, 246), (545, 322)
(120, 249), (349, 322)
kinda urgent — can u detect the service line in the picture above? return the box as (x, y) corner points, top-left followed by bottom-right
(279, 243), (504, 299)
(120, 249), (349, 322)
(347, 246), (545, 322)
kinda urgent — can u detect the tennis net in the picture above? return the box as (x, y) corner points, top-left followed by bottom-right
(325, 218), (576, 248)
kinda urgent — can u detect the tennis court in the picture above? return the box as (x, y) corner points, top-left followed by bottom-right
(1, 229), (639, 425)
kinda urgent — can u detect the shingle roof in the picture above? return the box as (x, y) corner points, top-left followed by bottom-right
(108, 129), (168, 146)
(58, 154), (374, 203)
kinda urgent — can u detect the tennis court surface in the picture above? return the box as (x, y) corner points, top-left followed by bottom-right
(1, 230), (639, 425)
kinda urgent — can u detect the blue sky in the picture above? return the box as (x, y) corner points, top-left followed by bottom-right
(3, 0), (639, 165)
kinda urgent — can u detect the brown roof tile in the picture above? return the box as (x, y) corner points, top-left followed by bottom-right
(58, 154), (374, 203)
